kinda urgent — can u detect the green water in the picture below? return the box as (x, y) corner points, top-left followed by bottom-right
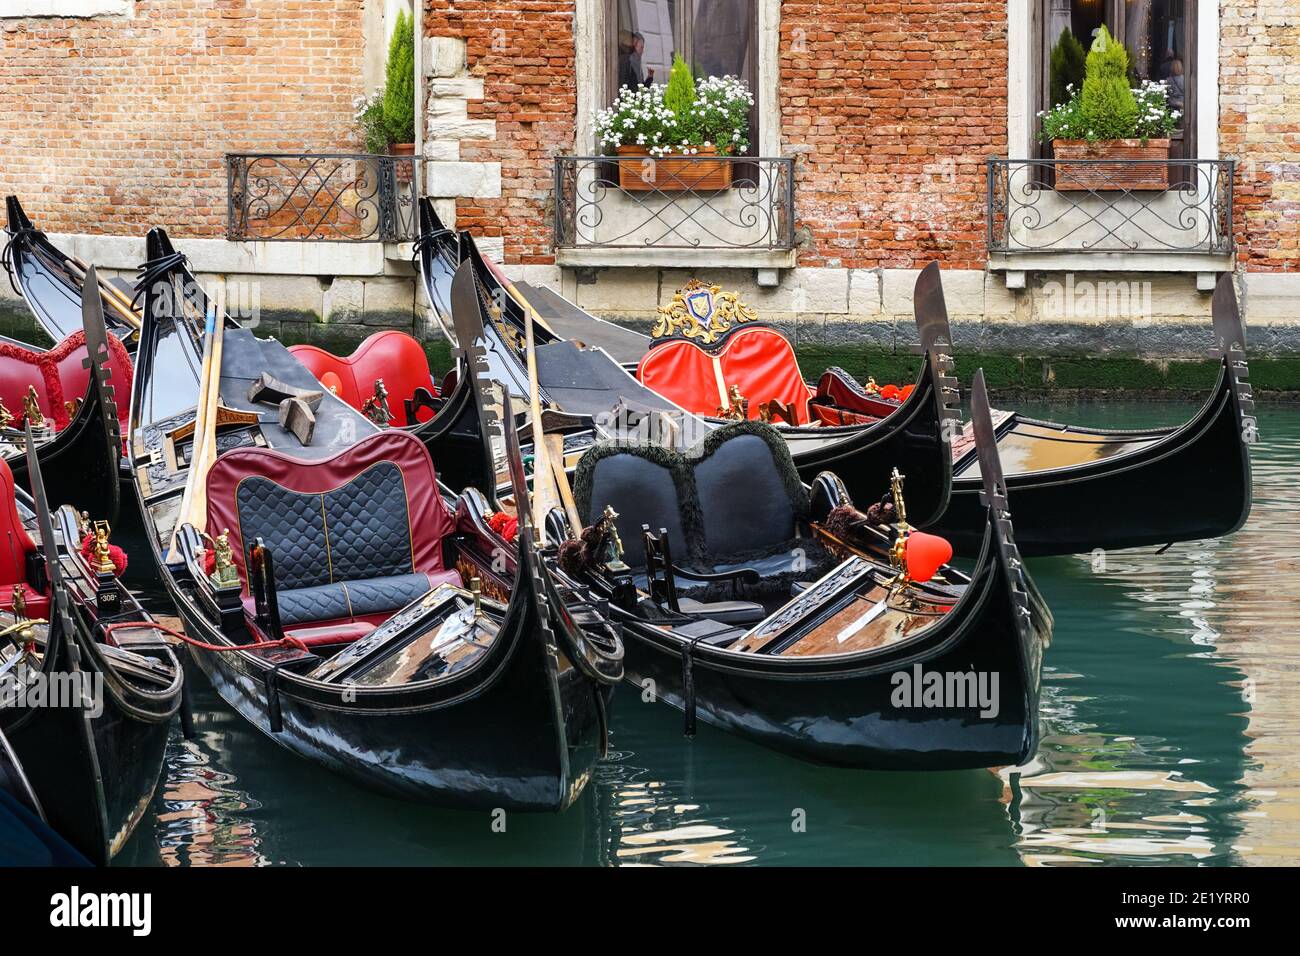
(114, 401), (1300, 867)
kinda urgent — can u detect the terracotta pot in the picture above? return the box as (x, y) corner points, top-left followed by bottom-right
(390, 143), (416, 184)
(1052, 139), (1170, 191)
(616, 144), (733, 192)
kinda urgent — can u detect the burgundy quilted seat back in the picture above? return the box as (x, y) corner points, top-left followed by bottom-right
(205, 430), (461, 627)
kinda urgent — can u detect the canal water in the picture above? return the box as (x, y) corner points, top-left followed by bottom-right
(114, 400), (1300, 867)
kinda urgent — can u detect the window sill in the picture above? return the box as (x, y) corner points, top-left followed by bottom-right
(557, 248), (796, 270)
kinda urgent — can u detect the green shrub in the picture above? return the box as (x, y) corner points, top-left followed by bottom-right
(1080, 26), (1137, 140)
(382, 10), (416, 146)
(663, 54), (697, 118)
(1049, 28), (1086, 108)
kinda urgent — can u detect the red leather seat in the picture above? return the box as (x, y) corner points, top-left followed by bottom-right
(289, 331), (437, 426)
(0, 331), (133, 432)
(205, 430), (462, 637)
(637, 325), (815, 425)
(0, 458), (51, 619)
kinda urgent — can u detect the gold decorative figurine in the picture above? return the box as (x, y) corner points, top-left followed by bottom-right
(598, 505), (629, 573)
(718, 383), (748, 420)
(888, 468), (912, 581)
(22, 386), (47, 429)
(90, 520), (116, 575)
(0, 400), (13, 430)
(203, 528), (240, 589)
(11, 584), (27, 620)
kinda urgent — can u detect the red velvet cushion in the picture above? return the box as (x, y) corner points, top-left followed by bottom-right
(637, 339), (727, 417)
(637, 326), (814, 424)
(205, 430), (457, 590)
(0, 331), (133, 432)
(0, 458), (37, 588)
(289, 331), (436, 426)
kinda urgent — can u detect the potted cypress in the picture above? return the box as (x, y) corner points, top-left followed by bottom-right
(383, 10), (416, 160)
(1039, 26), (1180, 191)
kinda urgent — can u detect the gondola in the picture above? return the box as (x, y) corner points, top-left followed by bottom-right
(0, 418), (181, 866)
(4, 195), (141, 343)
(549, 359), (1050, 770)
(2, 198), (136, 524)
(128, 229), (622, 811)
(1, 727), (90, 865)
(933, 271), (1256, 556)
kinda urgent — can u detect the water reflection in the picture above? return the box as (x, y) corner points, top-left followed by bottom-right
(153, 734), (267, 868)
(591, 749), (756, 866)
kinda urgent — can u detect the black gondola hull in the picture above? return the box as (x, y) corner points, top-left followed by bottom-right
(613, 548), (1046, 771)
(3, 634), (173, 865)
(938, 367), (1251, 557)
(167, 579), (606, 812)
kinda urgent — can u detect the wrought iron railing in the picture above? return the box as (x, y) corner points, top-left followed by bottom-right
(554, 155), (795, 251)
(226, 152), (421, 242)
(987, 158), (1234, 256)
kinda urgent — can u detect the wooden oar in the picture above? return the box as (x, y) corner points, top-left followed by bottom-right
(64, 256), (141, 330)
(165, 284), (225, 561)
(483, 252), (557, 338)
(522, 293), (563, 533)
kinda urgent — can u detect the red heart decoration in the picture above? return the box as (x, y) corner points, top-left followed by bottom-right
(905, 531), (952, 583)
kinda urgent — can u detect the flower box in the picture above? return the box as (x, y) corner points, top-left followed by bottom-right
(1052, 139), (1171, 191)
(616, 145), (732, 192)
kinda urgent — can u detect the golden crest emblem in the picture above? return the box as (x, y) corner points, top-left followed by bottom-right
(652, 279), (758, 345)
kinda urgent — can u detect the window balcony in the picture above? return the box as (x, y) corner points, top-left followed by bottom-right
(226, 153), (421, 243)
(552, 155), (796, 270)
(986, 158), (1235, 285)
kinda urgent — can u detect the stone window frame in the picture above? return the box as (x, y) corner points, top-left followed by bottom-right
(574, 0), (781, 157)
(1006, 0), (1219, 162)
(1, 1), (133, 16)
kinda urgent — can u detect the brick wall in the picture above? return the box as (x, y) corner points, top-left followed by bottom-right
(1221, 0), (1300, 273)
(780, 1), (1007, 270)
(0, 0), (365, 238)
(423, 0), (576, 264)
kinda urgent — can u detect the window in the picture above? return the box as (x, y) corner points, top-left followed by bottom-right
(606, 0), (759, 155)
(1037, 0), (1196, 159)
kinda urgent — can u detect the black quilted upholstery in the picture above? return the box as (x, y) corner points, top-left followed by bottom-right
(235, 461), (434, 627)
(324, 463), (414, 580)
(236, 477), (329, 589)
